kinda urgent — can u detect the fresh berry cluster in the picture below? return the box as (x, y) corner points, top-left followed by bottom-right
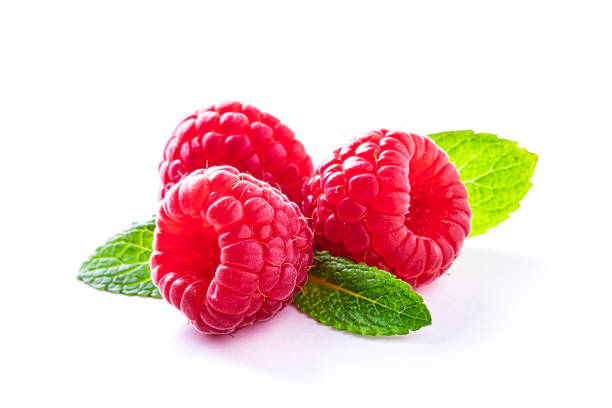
(152, 102), (471, 334)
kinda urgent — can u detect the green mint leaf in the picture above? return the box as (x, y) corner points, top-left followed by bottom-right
(78, 218), (161, 298)
(428, 130), (538, 236)
(293, 251), (432, 336)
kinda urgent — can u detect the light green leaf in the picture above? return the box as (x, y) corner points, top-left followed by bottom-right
(78, 218), (161, 298)
(428, 130), (538, 236)
(293, 251), (431, 336)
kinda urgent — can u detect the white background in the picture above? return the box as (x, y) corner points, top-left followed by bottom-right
(1, 1), (611, 407)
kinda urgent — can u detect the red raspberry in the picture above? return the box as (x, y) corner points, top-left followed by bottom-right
(302, 130), (471, 287)
(151, 166), (314, 334)
(158, 101), (313, 205)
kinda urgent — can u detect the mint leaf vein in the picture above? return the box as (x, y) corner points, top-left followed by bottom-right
(293, 251), (432, 336)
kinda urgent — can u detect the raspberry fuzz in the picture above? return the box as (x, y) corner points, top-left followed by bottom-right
(158, 101), (313, 204)
(302, 130), (471, 287)
(151, 166), (314, 334)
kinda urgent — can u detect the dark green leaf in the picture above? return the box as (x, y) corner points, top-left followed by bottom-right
(294, 251), (431, 336)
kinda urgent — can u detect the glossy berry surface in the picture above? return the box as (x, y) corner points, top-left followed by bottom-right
(302, 130), (471, 287)
(151, 166), (314, 334)
(158, 101), (313, 204)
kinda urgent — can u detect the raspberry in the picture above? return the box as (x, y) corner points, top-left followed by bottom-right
(151, 166), (314, 334)
(158, 101), (313, 205)
(302, 130), (471, 287)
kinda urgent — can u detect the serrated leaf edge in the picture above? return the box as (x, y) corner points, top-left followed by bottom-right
(77, 219), (161, 298)
(429, 130), (538, 237)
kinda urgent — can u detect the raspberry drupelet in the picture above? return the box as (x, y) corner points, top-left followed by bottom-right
(151, 166), (314, 334)
(158, 101), (313, 205)
(302, 130), (471, 287)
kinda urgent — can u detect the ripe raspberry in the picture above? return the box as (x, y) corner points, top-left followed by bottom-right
(151, 166), (314, 334)
(302, 130), (471, 287)
(158, 101), (313, 205)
